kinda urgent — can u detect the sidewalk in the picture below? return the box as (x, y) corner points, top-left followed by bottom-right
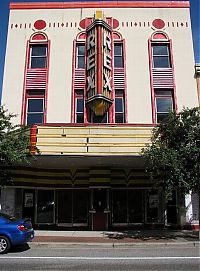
(32, 229), (199, 245)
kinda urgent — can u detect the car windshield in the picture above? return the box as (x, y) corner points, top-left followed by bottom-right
(0, 213), (18, 222)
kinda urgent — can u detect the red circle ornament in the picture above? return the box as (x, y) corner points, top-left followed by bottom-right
(34, 20), (46, 30)
(113, 19), (119, 29)
(152, 19), (165, 29)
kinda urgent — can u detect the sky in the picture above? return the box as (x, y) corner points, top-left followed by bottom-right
(0, 0), (199, 101)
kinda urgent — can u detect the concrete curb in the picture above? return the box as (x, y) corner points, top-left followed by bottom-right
(29, 241), (200, 248)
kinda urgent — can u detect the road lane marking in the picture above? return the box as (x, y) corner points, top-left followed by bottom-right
(0, 256), (199, 260)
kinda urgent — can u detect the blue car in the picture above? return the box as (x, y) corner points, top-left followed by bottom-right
(0, 212), (34, 254)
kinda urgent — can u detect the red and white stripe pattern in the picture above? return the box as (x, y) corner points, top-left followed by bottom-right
(114, 68), (125, 89)
(152, 68), (174, 88)
(74, 69), (85, 89)
(26, 69), (47, 89)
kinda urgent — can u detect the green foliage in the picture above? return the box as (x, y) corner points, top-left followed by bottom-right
(142, 107), (200, 195)
(0, 106), (31, 185)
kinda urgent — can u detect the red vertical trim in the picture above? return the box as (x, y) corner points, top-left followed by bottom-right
(30, 125), (37, 154)
(71, 40), (76, 123)
(148, 39), (156, 123)
(96, 26), (103, 94)
(169, 39), (178, 112)
(109, 31), (114, 123)
(44, 40), (50, 123)
(123, 39), (128, 123)
(21, 41), (29, 125)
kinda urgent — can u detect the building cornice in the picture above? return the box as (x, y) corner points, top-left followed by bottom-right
(10, 1), (190, 10)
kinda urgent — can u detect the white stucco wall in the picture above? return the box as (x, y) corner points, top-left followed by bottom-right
(2, 5), (198, 124)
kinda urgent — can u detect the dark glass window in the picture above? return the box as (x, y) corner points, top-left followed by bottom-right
(155, 89), (173, 123)
(152, 44), (171, 68)
(30, 45), (47, 68)
(27, 98), (44, 125)
(57, 190), (72, 223)
(75, 90), (84, 123)
(36, 190), (54, 224)
(128, 190), (144, 223)
(115, 90), (125, 123)
(77, 45), (85, 69)
(112, 190), (127, 223)
(146, 190), (159, 223)
(73, 190), (89, 224)
(76, 98), (84, 123)
(114, 44), (124, 68)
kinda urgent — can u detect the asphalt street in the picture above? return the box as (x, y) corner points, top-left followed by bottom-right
(0, 243), (199, 270)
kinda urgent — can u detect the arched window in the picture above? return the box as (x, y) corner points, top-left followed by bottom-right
(149, 32), (176, 123)
(29, 33), (48, 69)
(22, 32), (49, 125)
(113, 32), (126, 123)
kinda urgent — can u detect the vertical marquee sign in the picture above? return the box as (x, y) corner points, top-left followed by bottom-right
(86, 11), (113, 116)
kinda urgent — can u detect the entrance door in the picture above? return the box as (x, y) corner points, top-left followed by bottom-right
(91, 189), (109, 230)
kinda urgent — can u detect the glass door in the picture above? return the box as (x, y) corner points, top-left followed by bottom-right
(57, 190), (72, 225)
(57, 189), (89, 226)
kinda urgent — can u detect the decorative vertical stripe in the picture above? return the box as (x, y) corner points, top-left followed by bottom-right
(114, 68), (125, 89)
(30, 125), (37, 154)
(152, 68), (174, 88)
(26, 69), (47, 89)
(74, 69), (86, 89)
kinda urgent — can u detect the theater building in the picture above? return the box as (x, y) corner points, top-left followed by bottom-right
(1, 1), (199, 230)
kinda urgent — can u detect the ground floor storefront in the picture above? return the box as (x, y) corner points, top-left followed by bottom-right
(0, 155), (198, 230)
(0, 185), (182, 230)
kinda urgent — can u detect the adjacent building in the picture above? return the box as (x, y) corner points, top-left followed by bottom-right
(1, 1), (199, 230)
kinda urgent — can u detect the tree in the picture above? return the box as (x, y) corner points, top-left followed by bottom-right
(142, 107), (200, 237)
(0, 106), (31, 185)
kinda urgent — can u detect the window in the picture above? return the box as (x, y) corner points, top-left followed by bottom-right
(30, 44), (47, 68)
(152, 44), (171, 68)
(114, 43), (124, 68)
(76, 44), (85, 69)
(75, 90), (84, 123)
(115, 90), (125, 123)
(26, 90), (45, 125)
(155, 89), (173, 123)
(112, 190), (127, 223)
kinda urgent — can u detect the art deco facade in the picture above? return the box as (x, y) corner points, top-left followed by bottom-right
(1, 1), (199, 230)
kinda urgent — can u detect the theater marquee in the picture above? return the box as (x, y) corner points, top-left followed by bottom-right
(86, 11), (113, 116)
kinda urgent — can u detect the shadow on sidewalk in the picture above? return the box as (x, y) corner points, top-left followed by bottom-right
(104, 230), (199, 242)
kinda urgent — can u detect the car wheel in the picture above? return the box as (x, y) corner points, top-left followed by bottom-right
(0, 236), (11, 254)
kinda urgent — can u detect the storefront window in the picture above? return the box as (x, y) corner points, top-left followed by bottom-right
(57, 190), (72, 224)
(36, 190), (54, 223)
(73, 190), (89, 223)
(112, 190), (127, 223)
(128, 190), (144, 223)
(146, 190), (159, 223)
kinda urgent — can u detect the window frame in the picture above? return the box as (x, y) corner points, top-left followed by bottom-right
(76, 43), (85, 69)
(29, 44), (48, 69)
(115, 90), (125, 123)
(152, 43), (171, 69)
(26, 90), (45, 125)
(114, 43), (124, 68)
(155, 89), (174, 123)
(75, 90), (84, 123)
